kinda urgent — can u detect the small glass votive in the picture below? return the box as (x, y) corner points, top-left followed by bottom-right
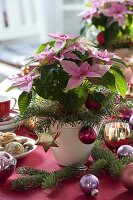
(104, 122), (130, 151)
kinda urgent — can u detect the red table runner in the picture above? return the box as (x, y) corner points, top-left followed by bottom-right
(0, 126), (133, 200)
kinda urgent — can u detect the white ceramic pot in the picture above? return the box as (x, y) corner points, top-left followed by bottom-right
(51, 124), (99, 166)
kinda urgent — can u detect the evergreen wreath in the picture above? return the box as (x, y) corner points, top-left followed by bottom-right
(15, 95), (133, 132)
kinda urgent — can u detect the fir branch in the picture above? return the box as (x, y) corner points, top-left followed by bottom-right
(42, 164), (87, 189)
(97, 125), (104, 140)
(17, 167), (49, 175)
(14, 92), (129, 131)
(90, 159), (107, 175)
(15, 92), (133, 131)
(91, 142), (115, 162)
(91, 141), (133, 179)
(42, 173), (62, 189)
(14, 101), (105, 130)
(109, 159), (123, 179)
(12, 164), (87, 191)
(121, 157), (133, 166)
(12, 174), (46, 191)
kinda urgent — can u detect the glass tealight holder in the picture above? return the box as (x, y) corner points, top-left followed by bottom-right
(104, 122), (130, 152)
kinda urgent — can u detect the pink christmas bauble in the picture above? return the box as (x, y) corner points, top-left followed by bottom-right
(129, 115), (133, 130)
(80, 174), (99, 197)
(129, 115), (133, 125)
(117, 145), (133, 159)
(0, 151), (17, 181)
(121, 163), (133, 191)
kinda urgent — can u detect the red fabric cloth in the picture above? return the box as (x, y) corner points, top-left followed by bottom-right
(0, 126), (133, 200)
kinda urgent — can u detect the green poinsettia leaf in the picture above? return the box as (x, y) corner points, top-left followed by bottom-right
(55, 85), (88, 113)
(36, 41), (55, 54)
(18, 91), (32, 114)
(92, 14), (108, 28)
(36, 44), (46, 54)
(88, 72), (117, 92)
(74, 85), (88, 107)
(6, 86), (15, 92)
(34, 78), (48, 99)
(34, 65), (69, 102)
(85, 2), (91, 7)
(91, 92), (105, 103)
(105, 21), (120, 44)
(34, 65), (58, 99)
(109, 67), (127, 98)
(75, 84), (88, 100)
(111, 58), (128, 68)
(55, 91), (80, 113)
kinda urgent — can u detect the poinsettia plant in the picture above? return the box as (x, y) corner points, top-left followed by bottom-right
(80, 0), (133, 48)
(9, 33), (127, 115)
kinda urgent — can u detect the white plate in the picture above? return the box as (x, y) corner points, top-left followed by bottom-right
(8, 136), (37, 159)
(0, 111), (18, 131)
(0, 123), (16, 131)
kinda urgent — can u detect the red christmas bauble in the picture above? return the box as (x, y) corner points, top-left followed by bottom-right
(85, 99), (102, 111)
(97, 32), (105, 45)
(119, 108), (132, 121)
(79, 127), (97, 144)
(121, 163), (133, 191)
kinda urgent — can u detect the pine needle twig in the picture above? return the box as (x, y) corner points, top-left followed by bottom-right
(91, 141), (133, 179)
(90, 159), (107, 175)
(42, 164), (87, 189)
(17, 167), (49, 175)
(14, 92), (130, 131)
(12, 174), (46, 191)
(121, 157), (133, 166)
(12, 164), (87, 191)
